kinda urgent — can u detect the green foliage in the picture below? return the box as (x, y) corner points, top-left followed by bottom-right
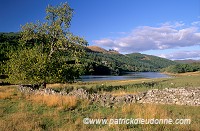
(6, 46), (47, 84)
(5, 2), (87, 84)
(84, 52), (177, 75)
(0, 33), (20, 74)
(162, 63), (200, 73)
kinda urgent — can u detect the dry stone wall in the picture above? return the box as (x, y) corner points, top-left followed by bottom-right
(138, 88), (200, 106)
(18, 85), (200, 107)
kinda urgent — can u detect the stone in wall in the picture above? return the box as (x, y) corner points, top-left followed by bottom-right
(18, 85), (200, 106)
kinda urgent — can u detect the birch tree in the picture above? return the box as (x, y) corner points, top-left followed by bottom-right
(7, 2), (87, 85)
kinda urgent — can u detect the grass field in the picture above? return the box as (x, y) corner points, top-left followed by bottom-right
(1, 72), (200, 130)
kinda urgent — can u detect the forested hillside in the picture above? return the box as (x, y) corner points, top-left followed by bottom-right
(161, 63), (200, 73)
(0, 32), (177, 77)
(174, 59), (200, 64)
(84, 47), (177, 75)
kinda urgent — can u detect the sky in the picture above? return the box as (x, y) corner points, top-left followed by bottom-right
(0, 0), (200, 60)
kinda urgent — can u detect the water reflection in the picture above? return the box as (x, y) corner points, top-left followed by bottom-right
(79, 72), (169, 81)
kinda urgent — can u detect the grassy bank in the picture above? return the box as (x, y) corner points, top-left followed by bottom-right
(47, 71), (200, 95)
(1, 72), (200, 130)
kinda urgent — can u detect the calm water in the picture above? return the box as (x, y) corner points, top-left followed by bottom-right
(79, 72), (169, 82)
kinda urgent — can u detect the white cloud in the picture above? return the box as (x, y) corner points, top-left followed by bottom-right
(161, 21), (185, 28)
(93, 21), (200, 53)
(110, 31), (127, 35)
(159, 51), (200, 60)
(191, 21), (200, 26)
(93, 38), (115, 46)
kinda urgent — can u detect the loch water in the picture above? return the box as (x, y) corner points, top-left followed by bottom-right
(79, 72), (169, 82)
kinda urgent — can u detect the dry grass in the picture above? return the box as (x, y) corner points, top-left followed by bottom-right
(110, 91), (138, 96)
(0, 91), (13, 99)
(164, 71), (200, 77)
(120, 104), (198, 131)
(28, 94), (77, 109)
(0, 112), (41, 131)
(46, 83), (67, 88)
(177, 71), (200, 76)
(130, 104), (168, 118)
(0, 86), (16, 99)
(46, 78), (156, 90)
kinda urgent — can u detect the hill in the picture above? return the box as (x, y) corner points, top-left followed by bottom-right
(86, 46), (120, 54)
(174, 59), (200, 64)
(84, 47), (177, 75)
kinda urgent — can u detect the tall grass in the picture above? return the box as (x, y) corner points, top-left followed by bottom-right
(0, 86), (17, 99)
(28, 94), (77, 109)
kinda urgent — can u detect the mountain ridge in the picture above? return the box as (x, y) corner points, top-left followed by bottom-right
(86, 46), (120, 54)
(84, 46), (177, 75)
(174, 59), (200, 64)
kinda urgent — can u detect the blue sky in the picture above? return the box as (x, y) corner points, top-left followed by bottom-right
(0, 0), (200, 60)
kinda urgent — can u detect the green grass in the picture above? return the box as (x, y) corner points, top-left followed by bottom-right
(1, 72), (200, 130)
(47, 72), (200, 95)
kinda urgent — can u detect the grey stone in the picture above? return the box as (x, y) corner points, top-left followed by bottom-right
(17, 85), (200, 106)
